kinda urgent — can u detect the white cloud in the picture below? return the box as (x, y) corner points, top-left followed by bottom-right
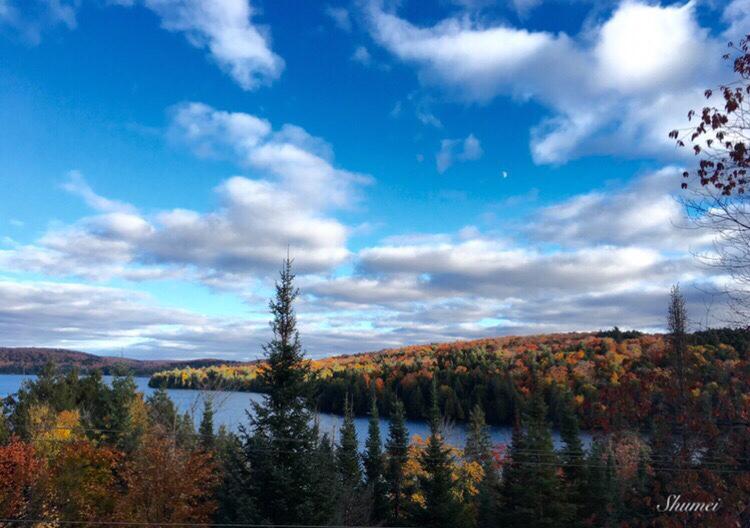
(169, 102), (370, 208)
(722, 0), (750, 41)
(62, 170), (136, 214)
(138, 0), (283, 90)
(0, 0), (77, 44)
(1, 103), (367, 282)
(366, 0), (726, 164)
(531, 166), (714, 250)
(436, 133), (483, 173)
(351, 45), (371, 65)
(325, 5), (351, 32)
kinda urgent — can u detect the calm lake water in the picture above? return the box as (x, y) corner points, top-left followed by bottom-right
(0, 374), (586, 449)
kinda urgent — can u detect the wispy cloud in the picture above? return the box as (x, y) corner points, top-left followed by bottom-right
(436, 133), (482, 173)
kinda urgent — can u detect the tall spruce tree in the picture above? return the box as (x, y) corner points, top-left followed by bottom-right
(245, 257), (318, 525)
(416, 381), (467, 528)
(337, 396), (362, 486)
(465, 404), (499, 528)
(199, 398), (215, 451)
(558, 392), (586, 525)
(385, 399), (409, 524)
(336, 396), (366, 525)
(363, 392), (388, 523)
(501, 392), (565, 527)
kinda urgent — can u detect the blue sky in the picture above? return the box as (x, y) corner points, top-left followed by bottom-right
(0, 0), (744, 360)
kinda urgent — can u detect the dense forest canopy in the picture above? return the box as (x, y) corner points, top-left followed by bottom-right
(149, 328), (750, 432)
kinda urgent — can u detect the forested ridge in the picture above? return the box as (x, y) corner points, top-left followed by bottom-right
(150, 327), (750, 430)
(0, 347), (241, 376)
(2, 262), (749, 526)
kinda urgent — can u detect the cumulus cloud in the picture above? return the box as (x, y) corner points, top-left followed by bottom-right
(138, 0), (284, 90)
(366, 0), (727, 164)
(2, 1), (283, 90)
(302, 166), (728, 349)
(436, 133), (483, 173)
(531, 166), (714, 250)
(169, 102), (370, 208)
(0, 176), (352, 281)
(1, 103), (368, 283)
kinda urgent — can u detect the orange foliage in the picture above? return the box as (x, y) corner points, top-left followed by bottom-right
(0, 438), (40, 518)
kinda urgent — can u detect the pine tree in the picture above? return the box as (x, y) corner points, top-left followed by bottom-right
(416, 380), (467, 528)
(583, 438), (618, 526)
(307, 433), (338, 525)
(502, 393), (565, 528)
(558, 392), (586, 525)
(146, 387), (177, 431)
(363, 392), (388, 523)
(465, 404), (499, 528)
(213, 427), (259, 524)
(385, 399), (409, 523)
(199, 398), (215, 451)
(337, 396), (362, 486)
(245, 257), (318, 525)
(465, 404), (494, 468)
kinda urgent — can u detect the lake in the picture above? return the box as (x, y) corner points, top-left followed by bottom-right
(0, 374), (586, 449)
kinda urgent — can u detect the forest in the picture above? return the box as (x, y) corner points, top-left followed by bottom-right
(2, 259), (749, 527)
(150, 327), (750, 431)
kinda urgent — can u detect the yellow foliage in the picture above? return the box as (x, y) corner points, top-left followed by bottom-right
(29, 405), (83, 457)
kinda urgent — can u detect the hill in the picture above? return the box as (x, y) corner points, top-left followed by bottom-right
(0, 347), (241, 376)
(149, 328), (750, 429)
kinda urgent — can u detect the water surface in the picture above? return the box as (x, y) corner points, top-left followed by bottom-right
(0, 374), (586, 449)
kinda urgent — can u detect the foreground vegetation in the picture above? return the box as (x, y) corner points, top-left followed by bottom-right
(2, 261), (749, 527)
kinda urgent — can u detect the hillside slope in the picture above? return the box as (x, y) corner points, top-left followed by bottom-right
(0, 347), (240, 376)
(149, 328), (750, 429)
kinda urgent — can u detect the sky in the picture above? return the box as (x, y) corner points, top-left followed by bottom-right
(0, 0), (745, 360)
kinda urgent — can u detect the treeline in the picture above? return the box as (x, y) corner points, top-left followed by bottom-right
(2, 269), (749, 527)
(0, 346), (241, 376)
(150, 328), (750, 431)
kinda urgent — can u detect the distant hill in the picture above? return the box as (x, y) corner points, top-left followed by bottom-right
(0, 347), (241, 376)
(149, 328), (750, 427)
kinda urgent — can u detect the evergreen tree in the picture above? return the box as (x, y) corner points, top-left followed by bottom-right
(106, 370), (141, 451)
(558, 392), (586, 525)
(336, 396), (366, 525)
(337, 396), (362, 486)
(465, 404), (494, 468)
(415, 381), (468, 528)
(176, 411), (196, 449)
(501, 393), (565, 527)
(363, 392), (388, 523)
(385, 399), (409, 524)
(214, 426), (259, 524)
(146, 387), (177, 431)
(307, 433), (338, 525)
(244, 257), (318, 525)
(465, 404), (499, 528)
(199, 398), (215, 451)
(583, 438), (618, 526)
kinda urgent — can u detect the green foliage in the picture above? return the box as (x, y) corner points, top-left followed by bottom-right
(242, 257), (320, 525)
(199, 399), (215, 451)
(337, 396), (361, 487)
(413, 381), (469, 528)
(385, 399), (409, 524)
(501, 393), (565, 528)
(363, 392), (388, 523)
(465, 404), (499, 528)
